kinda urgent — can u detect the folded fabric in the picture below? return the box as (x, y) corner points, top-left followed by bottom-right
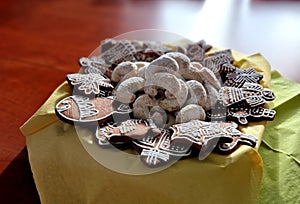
(258, 70), (300, 204)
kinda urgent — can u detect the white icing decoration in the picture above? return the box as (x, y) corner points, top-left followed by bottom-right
(67, 73), (113, 95)
(71, 95), (99, 120)
(96, 119), (150, 141)
(140, 130), (170, 165)
(133, 129), (191, 166)
(56, 100), (71, 112)
(172, 120), (224, 145)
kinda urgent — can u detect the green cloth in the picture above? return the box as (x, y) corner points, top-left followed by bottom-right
(258, 70), (300, 204)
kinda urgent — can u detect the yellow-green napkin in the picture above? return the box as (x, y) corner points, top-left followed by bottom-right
(258, 70), (300, 204)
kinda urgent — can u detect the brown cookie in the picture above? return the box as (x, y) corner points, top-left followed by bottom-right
(170, 120), (257, 158)
(66, 73), (113, 97)
(143, 41), (172, 55)
(186, 40), (212, 62)
(224, 68), (263, 87)
(132, 128), (191, 167)
(218, 82), (276, 107)
(55, 95), (131, 124)
(79, 57), (113, 78)
(186, 43), (205, 62)
(203, 50), (236, 74)
(101, 41), (136, 65)
(211, 49), (234, 63)
(206, 102), (276, 125)
(134, 41), (172, 62)
(214, 130), (257, 154)
(100, 38), (118, 53)
(170, 120), (232, 159)
(95, 119), (158, 145)
(226, 103), (276, 125)
(134, 51), (161, 62)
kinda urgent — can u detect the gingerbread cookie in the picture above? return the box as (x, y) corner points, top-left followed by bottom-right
(143, 41), (172, 55)
(218, 82), (275, 107)
(206, 102), (276, 125)
(134, 41), (172, 62)
(214, 127), (257, 154)
(203, 51), (236, 74)
(100, 38), (118, 53)
(101, 41), (136, 65)
(224, 68), (263, 87)
(170, 120), (238, 159)
(186, 40), (212, 62)
(55, 95), (131, 124)
(227, 103), (276, 125)
(211, 49), (234, 63)
(66, 73), (113, 97)
(133, 128), (191, 167)
(205, 102), (228, 121)
(79, 57), (113, 78)
(95, 119), (159, 145)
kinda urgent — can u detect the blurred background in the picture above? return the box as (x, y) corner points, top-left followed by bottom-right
(0, 0), (299, 203)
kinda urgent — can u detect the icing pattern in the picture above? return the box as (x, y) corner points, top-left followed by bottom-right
(67, 73), (113, 96)
(133, 128), (191, 167)
(95, 118), (257, 167)
(215, 132), (257, 154)
(79, 57), (112, 76)
(55, 95), (132, 123)
(206, 102), (276, 125)
(218, 82), (276, 107)
(170, 120), (239, 159)
(224, 68), (263, 87)
(101, 41), (136, 65)
(96, 119), (156, 144)
(56, 95), (99, 121)
(203, 53), (236, 74)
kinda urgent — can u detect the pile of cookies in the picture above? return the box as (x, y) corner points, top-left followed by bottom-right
(55, 39), (276, 167)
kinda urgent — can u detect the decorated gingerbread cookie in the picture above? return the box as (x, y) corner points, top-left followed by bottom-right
(55, 95), (131, 124)
(143, 41), (172, 55)
(66, 73), (113, 97)
(203, 50), (236, 74)
(101, 40), (137, 66)
(214, 125), (257, 154)
(206, 102), (276, 125)
(224, 68), (263, 87)
(133, 40), (172, 62)
(211, 49), (234, 63)
(95, 119), (159, 145)
(79, 57), (113, 78)
(186, 40), (212, 62)
(227, 103), (276, 125)
(218, 82), (276, 107)
(170, 120), (247, 159)
(133, 128), (191, 167)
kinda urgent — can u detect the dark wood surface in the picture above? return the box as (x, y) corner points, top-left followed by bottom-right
(0, 0), (299, 203)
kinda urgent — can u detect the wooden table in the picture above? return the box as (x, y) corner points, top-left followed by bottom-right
(1, 0), (299, 203)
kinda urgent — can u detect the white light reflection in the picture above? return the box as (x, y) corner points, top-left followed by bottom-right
(158, 0), (251, 46)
